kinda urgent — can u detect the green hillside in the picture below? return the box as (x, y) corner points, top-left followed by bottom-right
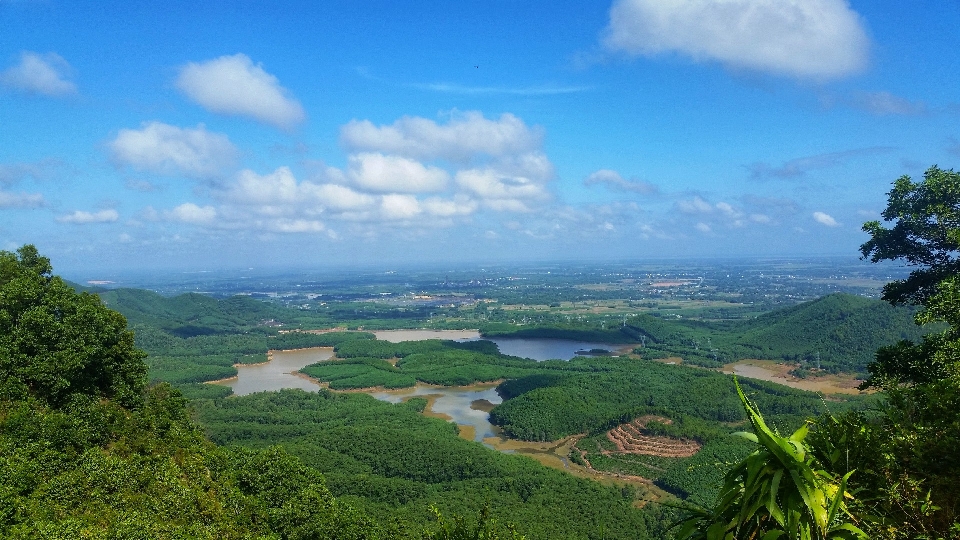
(623, 293), (930, 373)
(98, 288), (296, 337)
(728, 293), (930, 372)
(0, 247), (399, 539)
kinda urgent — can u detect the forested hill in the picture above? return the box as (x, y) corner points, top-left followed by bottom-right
(98, 287), (304, 337)
(484, 292), (930, 374)
(97, 286), (930, 377)
(728, 293), (929, 372)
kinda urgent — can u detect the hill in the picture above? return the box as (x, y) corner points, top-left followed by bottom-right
(625, 293), (930, 373)
(729, 293), (930, 372)
(98, 288), (297, 337)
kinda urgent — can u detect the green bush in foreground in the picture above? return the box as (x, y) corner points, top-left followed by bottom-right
(676, 379), (866, 540)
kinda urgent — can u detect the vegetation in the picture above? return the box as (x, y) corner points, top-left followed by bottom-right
(679, 166), (960, 539)
(479, 293), (928, 373)
(0, 245), (553, 539)
(193, 389), (674, 539)
(0, 246), (391, 538)
(676, 380), (866, 539)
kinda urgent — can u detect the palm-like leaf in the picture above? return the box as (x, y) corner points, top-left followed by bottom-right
(675, 378), (867, 540)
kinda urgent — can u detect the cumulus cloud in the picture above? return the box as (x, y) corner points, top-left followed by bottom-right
(813, 211), (839, 227)
(340, 111), (553, 212)
(0, 51), (76, 96)
(151, 111), (556, 236)
(175, 54), (305, 129)
(0, 190), (44, 208)
(347, 153), (449, 193)
(380, 194), (422, 220)
(57, 209), (119, 224)
(340, 111), (543, 162)
(676, 196), (715, 214)
(584, 169), (659, 194)
(674, 196), (749, 228)
(749, 147), (894, 180)
(266, 219), (325, 233)
(455, 168), (549, 212)
(169, 203), (217, 225)
(603, 0), (869, 80)
(110, 122), (237, 178)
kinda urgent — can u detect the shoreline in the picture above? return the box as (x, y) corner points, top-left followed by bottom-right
(721, 359), (865, 395)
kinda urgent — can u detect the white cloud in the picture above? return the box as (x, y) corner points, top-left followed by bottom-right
(0, 190), (44, 208)
(110, 122), (237, 178)
(266, 219), (325, 233)
(584, 169), (659, 194)
(676, 196), (714, 214)
(422, 195), (478, 217)
(57, 209), (119, 224)
(696, 222), (712, 233)
(312, 183), (376, 211)
(380, 194), (422, 220)
(227, 167), (302, 205)
(715, 201), (741, 218)
(455, 168), (549, 211)
(347, 153), (449, 193)
(170, 203), (217, 225)
(603, 0), (868, 80)
(149, 111), (557, 236)
(813, 211), (839, 227)
(175, 54), (305, 129)
(0, 51), (76, 96)
(340, 111), (542, 162)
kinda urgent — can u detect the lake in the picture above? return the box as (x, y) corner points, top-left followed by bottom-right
(213, 347), (334, 396)
(367, 383), (504, 442)
(216, 331), (631, 439)
(374, 329), (626, 361)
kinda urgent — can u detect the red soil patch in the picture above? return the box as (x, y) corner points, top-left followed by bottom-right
(603, 416), (700, 458)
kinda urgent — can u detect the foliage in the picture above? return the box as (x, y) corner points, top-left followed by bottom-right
(675, 379), (867, 540)
(489, 359), (864, 442)
(860, 165), (960, 306)
(0, 245), (147, 408)
(794, 165), (960, 538)
(193, 389), (670, 539)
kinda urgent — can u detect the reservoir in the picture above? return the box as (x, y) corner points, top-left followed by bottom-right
(216, 331), (631, 437)
(373, 329), (626, 361)
(213, 347), (334, 396)
(367, 383), (503, 443)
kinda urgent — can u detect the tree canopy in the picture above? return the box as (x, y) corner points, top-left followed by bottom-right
(0, 245), (146, 408)
(861, 165), (960, 306)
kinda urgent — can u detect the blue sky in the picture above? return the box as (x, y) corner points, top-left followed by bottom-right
(1, 0), (959, 275)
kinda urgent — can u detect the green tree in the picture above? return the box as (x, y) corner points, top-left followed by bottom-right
(860, 165), (960, 307)
(0, 245), (147, 408)
(858, 166), (960, 389)
(842, 166), (960, 537)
